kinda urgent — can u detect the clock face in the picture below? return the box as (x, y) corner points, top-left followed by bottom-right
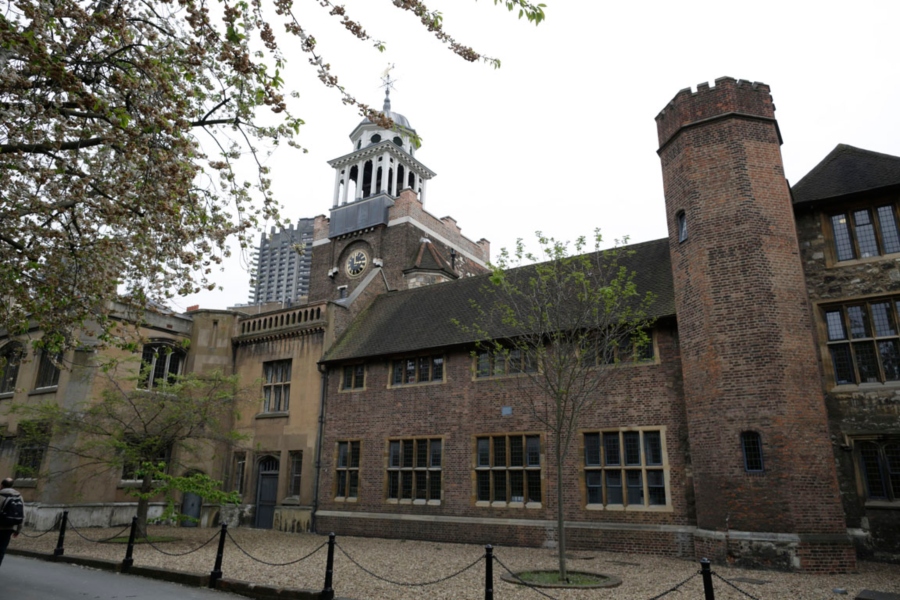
(345, 249), (369, 277)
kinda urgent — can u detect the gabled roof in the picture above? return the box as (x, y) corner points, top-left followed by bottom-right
(322, 238), (675, 363)
(404, 240), (457, 278)
(792, 144), (900, 205)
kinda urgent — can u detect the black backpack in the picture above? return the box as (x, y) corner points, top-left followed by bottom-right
(0, 494), (24, 527)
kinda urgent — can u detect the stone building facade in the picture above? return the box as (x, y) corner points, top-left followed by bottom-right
(2, 79), (899, 571)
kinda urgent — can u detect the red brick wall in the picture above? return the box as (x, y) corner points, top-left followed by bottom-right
(656, 78), (852, 571)
(317, 321), (696, 555)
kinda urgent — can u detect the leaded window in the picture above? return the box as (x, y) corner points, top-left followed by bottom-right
(387, 438), (442, 502)
(232, 452), (246, 494)
(583, 429), (667, 507)
(857, 439), (900, 502)
(741, 431), (764, 472)
(475, 434), (541, 505)
(391, 355), (444, 385)
(342, 364), (365, 390)
(825, 299), (900, 384)
(335, 441), (360, 499)
(263, 360), (291, 412)
(474, 348), (537, 378)
(830, 205), (900, 262)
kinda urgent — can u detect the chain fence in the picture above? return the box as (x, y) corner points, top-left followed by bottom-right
(67, 520), (132, 543)
(335, 540), (484, 587)
(226, 529), (327, 567)
(19, 513), (766, 599)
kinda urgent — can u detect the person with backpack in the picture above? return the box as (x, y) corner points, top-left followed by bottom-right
(0, 477), (24, 567)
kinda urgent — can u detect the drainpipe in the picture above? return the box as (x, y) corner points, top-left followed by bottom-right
(311, 362), (328, 533)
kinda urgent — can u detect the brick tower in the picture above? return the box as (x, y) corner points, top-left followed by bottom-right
(656, 78), (854, 572)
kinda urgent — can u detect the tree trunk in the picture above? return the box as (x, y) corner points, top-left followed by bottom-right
(136, 475), (152, 538)
(556, 435), (568, 582)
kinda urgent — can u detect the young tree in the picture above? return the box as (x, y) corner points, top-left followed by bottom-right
(14, 363), (245, 535)
(0, 0), (545, 356)
(459, 231), (654, 582)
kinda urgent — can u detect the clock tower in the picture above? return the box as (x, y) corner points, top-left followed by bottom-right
(307, 88), (491, 333)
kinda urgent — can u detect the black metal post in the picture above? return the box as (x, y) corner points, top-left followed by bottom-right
(53, 510), (68, 557)
(321, 532), (335, 600)
(700, 557), (715, 600)
(122, 516), (138, 571)
(484, 544), (494, 600)
(208, 522), (227, 589)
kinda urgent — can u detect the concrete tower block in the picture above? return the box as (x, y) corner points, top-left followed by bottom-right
(656, 78), (855, 572)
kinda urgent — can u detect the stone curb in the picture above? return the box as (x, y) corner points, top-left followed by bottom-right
(8, 548), (353, 600)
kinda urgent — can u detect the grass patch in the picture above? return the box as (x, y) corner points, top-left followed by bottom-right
(516, 571), (609, 586)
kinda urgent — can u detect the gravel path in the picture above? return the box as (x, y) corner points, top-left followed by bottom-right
(11, 526), (900, 599)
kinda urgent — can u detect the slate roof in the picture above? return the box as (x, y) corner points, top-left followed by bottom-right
(322, 238), (675, 363)
(792, 144), (900, 205)
(404, 240), (457, 278)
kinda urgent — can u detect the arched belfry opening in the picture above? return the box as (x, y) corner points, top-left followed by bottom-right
(327, 85), (435, 222)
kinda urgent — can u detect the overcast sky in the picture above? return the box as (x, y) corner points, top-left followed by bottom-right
(172, 0), (900, 312)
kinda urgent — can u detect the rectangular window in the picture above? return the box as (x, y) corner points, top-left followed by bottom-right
(289, 451), (303, 497)
(335, 441), (360, 499)
(474, 434), (541, 505)
(581, 330), (655, 366)
(830, 204), (900, 262)
(35, 350), (61, 389)
(15, 435), (47, 479)
(857, 438), (900, 502)
(342, 364), (365, 390)
(263, 360), (291, 412)
(474, 347), (538, 378)
(0, 343), (24, 394)
(390, 355), (444, 386)
(825, 299), (900, 385)
(583, 429), (668, 508)
(122, 443), (171, 481)
(232, 452), (246, 494)
(386, 438), (442, 502)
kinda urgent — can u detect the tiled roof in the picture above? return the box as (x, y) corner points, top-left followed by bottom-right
(792, 144), (900, 205)
(322, 238), (675, 363)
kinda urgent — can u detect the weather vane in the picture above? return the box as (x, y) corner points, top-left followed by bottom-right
(380, 63), (398, 92)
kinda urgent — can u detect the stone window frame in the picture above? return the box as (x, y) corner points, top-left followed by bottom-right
(385, 437), (442, 505)
(824, 199), (900, 265)
(341, 364), (365, 391)
(474, 433), (542, 508)
(262, 359), (291, 413)
(138, 341), (185, 391)
(579, 328), (656, 367)
(0, 342), (25, 395)
(822, 297), (900, 387)
(288, 450), (303, 498)
(582, 427), (671, 511)
(390, 355), (445, 387)
(232, 452), (247, 495)
(853, 437), (900, 506)
(473, 346), (537, 379)
(334, 440), (360, 501)
(14, 425), (49, 481)
(34, 349), (61, 390)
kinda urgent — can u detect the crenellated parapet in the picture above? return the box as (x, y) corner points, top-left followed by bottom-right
(655, 77), (775, 150)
